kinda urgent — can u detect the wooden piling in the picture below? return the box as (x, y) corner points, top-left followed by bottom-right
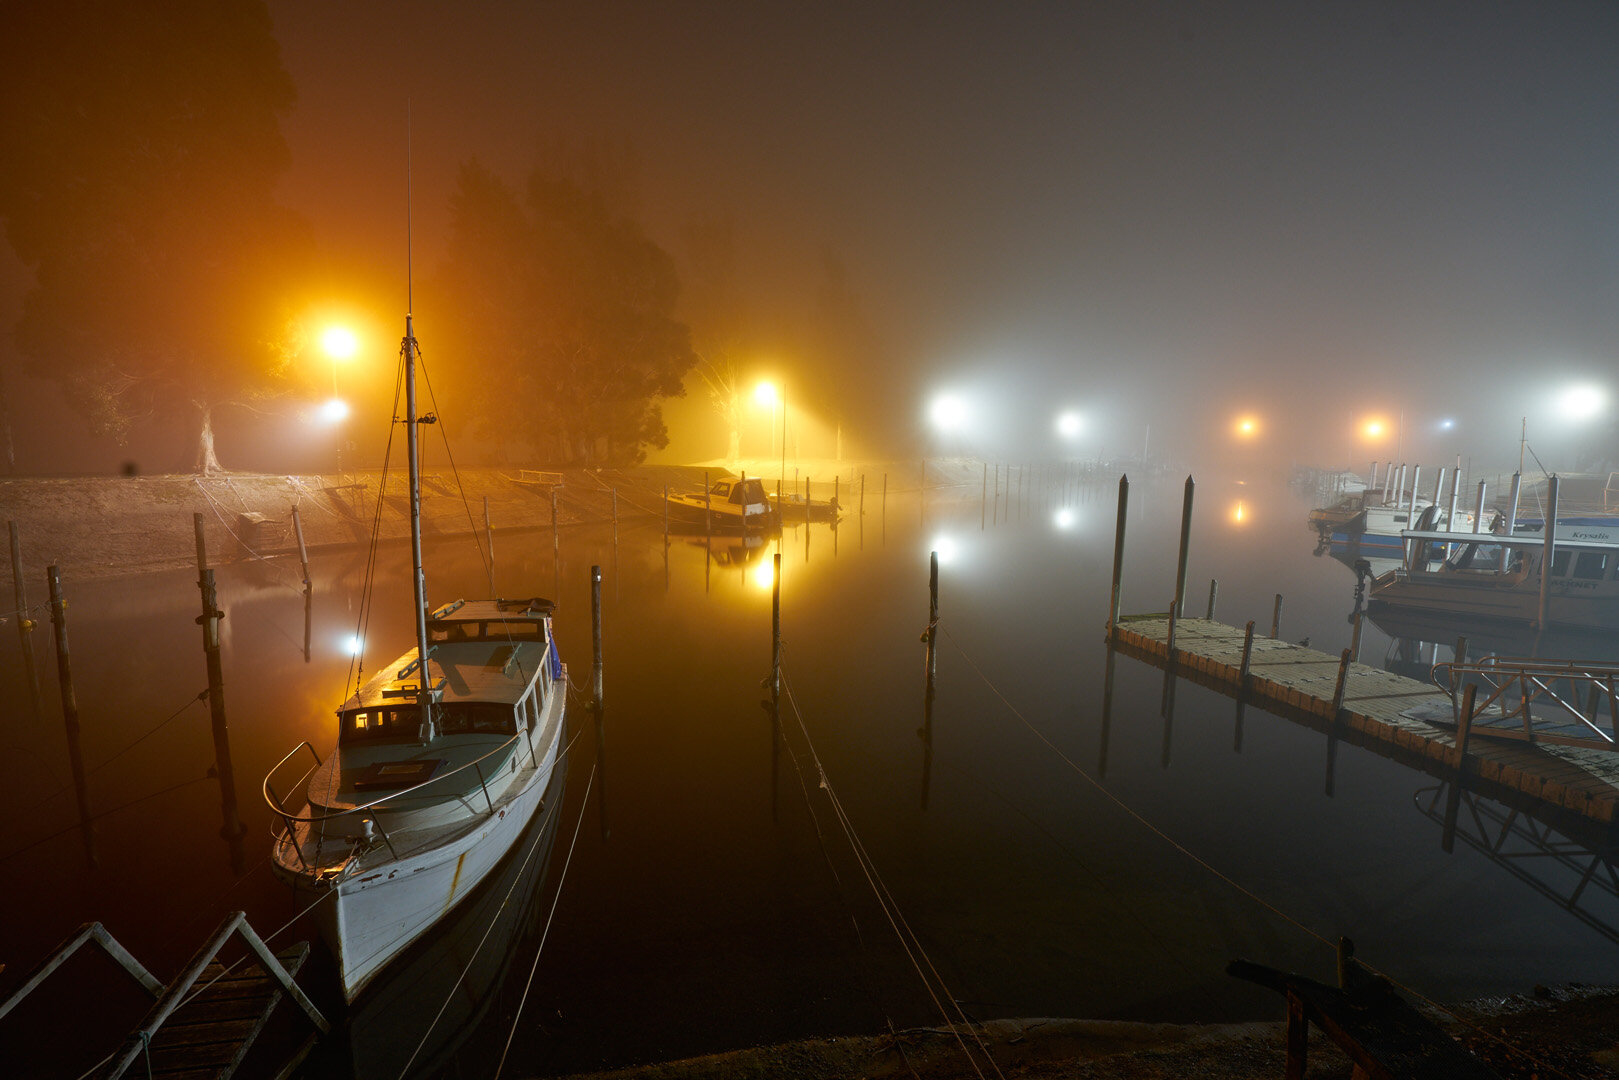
(704, 469), (712, 536)
(1108, 475), (1128, 636)
(981, 462), (987, 530)
(9, 521), (44, 723)
(194, 514), (246, 872)
(1350, 609), (1363, 663)
(1537, 475), (1559, 629)
(611, 487), (619, 548)
(1174, 475), (1194, 617)
(922, 551), (938, 808)
(770, 554), (782, 710)
(591, 565), (604, 713)
(291, 506), (312, 663)
(1270, 594), (1283, 639)
(1206, 578), (1218, 620)
(1234, 620), (1255, 751)
(47, 565), (95, 867)
(1442, 683), (1479, 853)
(482, 495), (495, 595)
(551, 486), (560, 561)
(663, 484), (669, 540)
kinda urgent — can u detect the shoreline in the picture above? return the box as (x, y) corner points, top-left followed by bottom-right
(542, 986), (1619, 1079)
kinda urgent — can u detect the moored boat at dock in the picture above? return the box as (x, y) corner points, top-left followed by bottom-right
(263, 314), (568, 1003)
(1368, 528), (1619, 632)
(665, 474), (776, 531)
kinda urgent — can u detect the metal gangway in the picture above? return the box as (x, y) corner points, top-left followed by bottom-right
(1431, 656), (1619, 752)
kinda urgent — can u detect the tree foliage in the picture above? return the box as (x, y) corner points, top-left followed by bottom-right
(430, 162), (695, 465)
(0, 0), (309, 472)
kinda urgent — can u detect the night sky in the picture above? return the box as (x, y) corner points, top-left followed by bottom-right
(5, 1), (1618, 473)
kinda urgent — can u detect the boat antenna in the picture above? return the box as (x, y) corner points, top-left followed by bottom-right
(402, 108), (433, 739)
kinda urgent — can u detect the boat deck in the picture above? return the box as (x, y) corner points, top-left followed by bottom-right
(1110, 616), (1619, 826)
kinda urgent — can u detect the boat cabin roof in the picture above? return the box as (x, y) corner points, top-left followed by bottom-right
(343, 637), (548, 713)
(427, 598), (555, 644)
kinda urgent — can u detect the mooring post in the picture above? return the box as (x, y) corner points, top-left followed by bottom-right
(1206, 578), (1218, 620)
(591, 565), (604, 714)
(1270, 594), (1283, 639)
(194, 514), (245, 871)
(1350, 609), (1363, 663)
(1161, 594), (1178, 719)
(551, 486), (560, 561)
(1442, 683), (1479, 854)
(704, 469), (712, 537)
(981, 462), (987, 530)
(1537, 475), (1559, 630)
(925, 550), (939, 696)
(291, 506), (312, 663)
(611, 487), (620, 548)
(770, 553), (782, 710)
(1108, 474), (1129, 638)
(1235, 620), (1255, 751)
(47, 564), (95, 868)
(1472, 481), (1487, 533)
(1323, 648), (1353, 797)
(1173, 475), (1194, 617)
(9, 521), (44, 723)
(482, 495), (495, 595)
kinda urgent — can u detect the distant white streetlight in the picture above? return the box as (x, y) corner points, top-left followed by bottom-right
(931, 534), (960, 565)
(1558, 384), (1607, 422)
(1053, 507), (1076, 530)
(319, 397), (350, 424)
(1055, 411), (1083, 439)
(929, 394), (968, 433)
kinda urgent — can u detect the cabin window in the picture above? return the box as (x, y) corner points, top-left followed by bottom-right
(712, 482), (732, 498)
(1574, 551), (1610, 579)
(525, 693), (540, 730)
(341, 707), (421, 743)
(1449, 543), (1504, 571)
(1552, 551), (1573, 577)
(438, 702), (517, 736)
(431, 619), (546, 643)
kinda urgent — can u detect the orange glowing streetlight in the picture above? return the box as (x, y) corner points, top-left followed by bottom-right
(1233, 415), (1260, 439)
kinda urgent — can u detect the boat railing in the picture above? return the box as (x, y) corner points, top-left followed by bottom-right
(1429, 656), (1619, 752)
(263, 723), (546, 865)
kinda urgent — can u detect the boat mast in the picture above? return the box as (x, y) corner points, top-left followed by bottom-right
(403, 315), (433, 737)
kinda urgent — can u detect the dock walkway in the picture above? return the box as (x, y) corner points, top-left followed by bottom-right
(1110, 616), (1619, 827)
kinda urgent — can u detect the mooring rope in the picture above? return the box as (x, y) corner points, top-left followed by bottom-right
(940, 624), (1572, 1079)
(494, 759), (597, 1080)
(778, 663), (1004, 1080)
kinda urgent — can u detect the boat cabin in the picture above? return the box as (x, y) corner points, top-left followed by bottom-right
(709, 478), (769, 506)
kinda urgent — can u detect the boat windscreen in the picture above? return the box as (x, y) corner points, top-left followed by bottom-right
(430, 620), (546, 643)
(438, 702), (517, 736)
(342, 707), (423, 743)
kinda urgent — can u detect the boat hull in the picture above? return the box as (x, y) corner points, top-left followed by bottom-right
(274, 677), (565, 1003)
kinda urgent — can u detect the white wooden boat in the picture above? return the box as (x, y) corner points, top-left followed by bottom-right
(263, 315), (567, 1003)
(1369, 528), (1619, 631)
(665, 474), (775, 531)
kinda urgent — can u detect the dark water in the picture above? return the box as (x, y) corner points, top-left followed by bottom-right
(3, 469), (1616, 1077)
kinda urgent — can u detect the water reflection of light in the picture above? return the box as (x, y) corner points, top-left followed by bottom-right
(1053, 507), (1077, 530)
(931, 535), (960, 565)
(750, 558), (776, 591)
(1229, 500), (1249, 526)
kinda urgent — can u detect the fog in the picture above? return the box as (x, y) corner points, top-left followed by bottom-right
(4, 1), (1618, 475)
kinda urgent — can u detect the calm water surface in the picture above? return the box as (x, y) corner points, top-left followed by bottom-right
(3, 468), (1616, 1076)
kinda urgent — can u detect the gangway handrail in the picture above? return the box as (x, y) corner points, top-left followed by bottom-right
(1429, 657), (1618, 751)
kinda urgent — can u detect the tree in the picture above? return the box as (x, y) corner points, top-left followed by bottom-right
(0, 0), (309, 473)
(430, 161), (695, 465)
